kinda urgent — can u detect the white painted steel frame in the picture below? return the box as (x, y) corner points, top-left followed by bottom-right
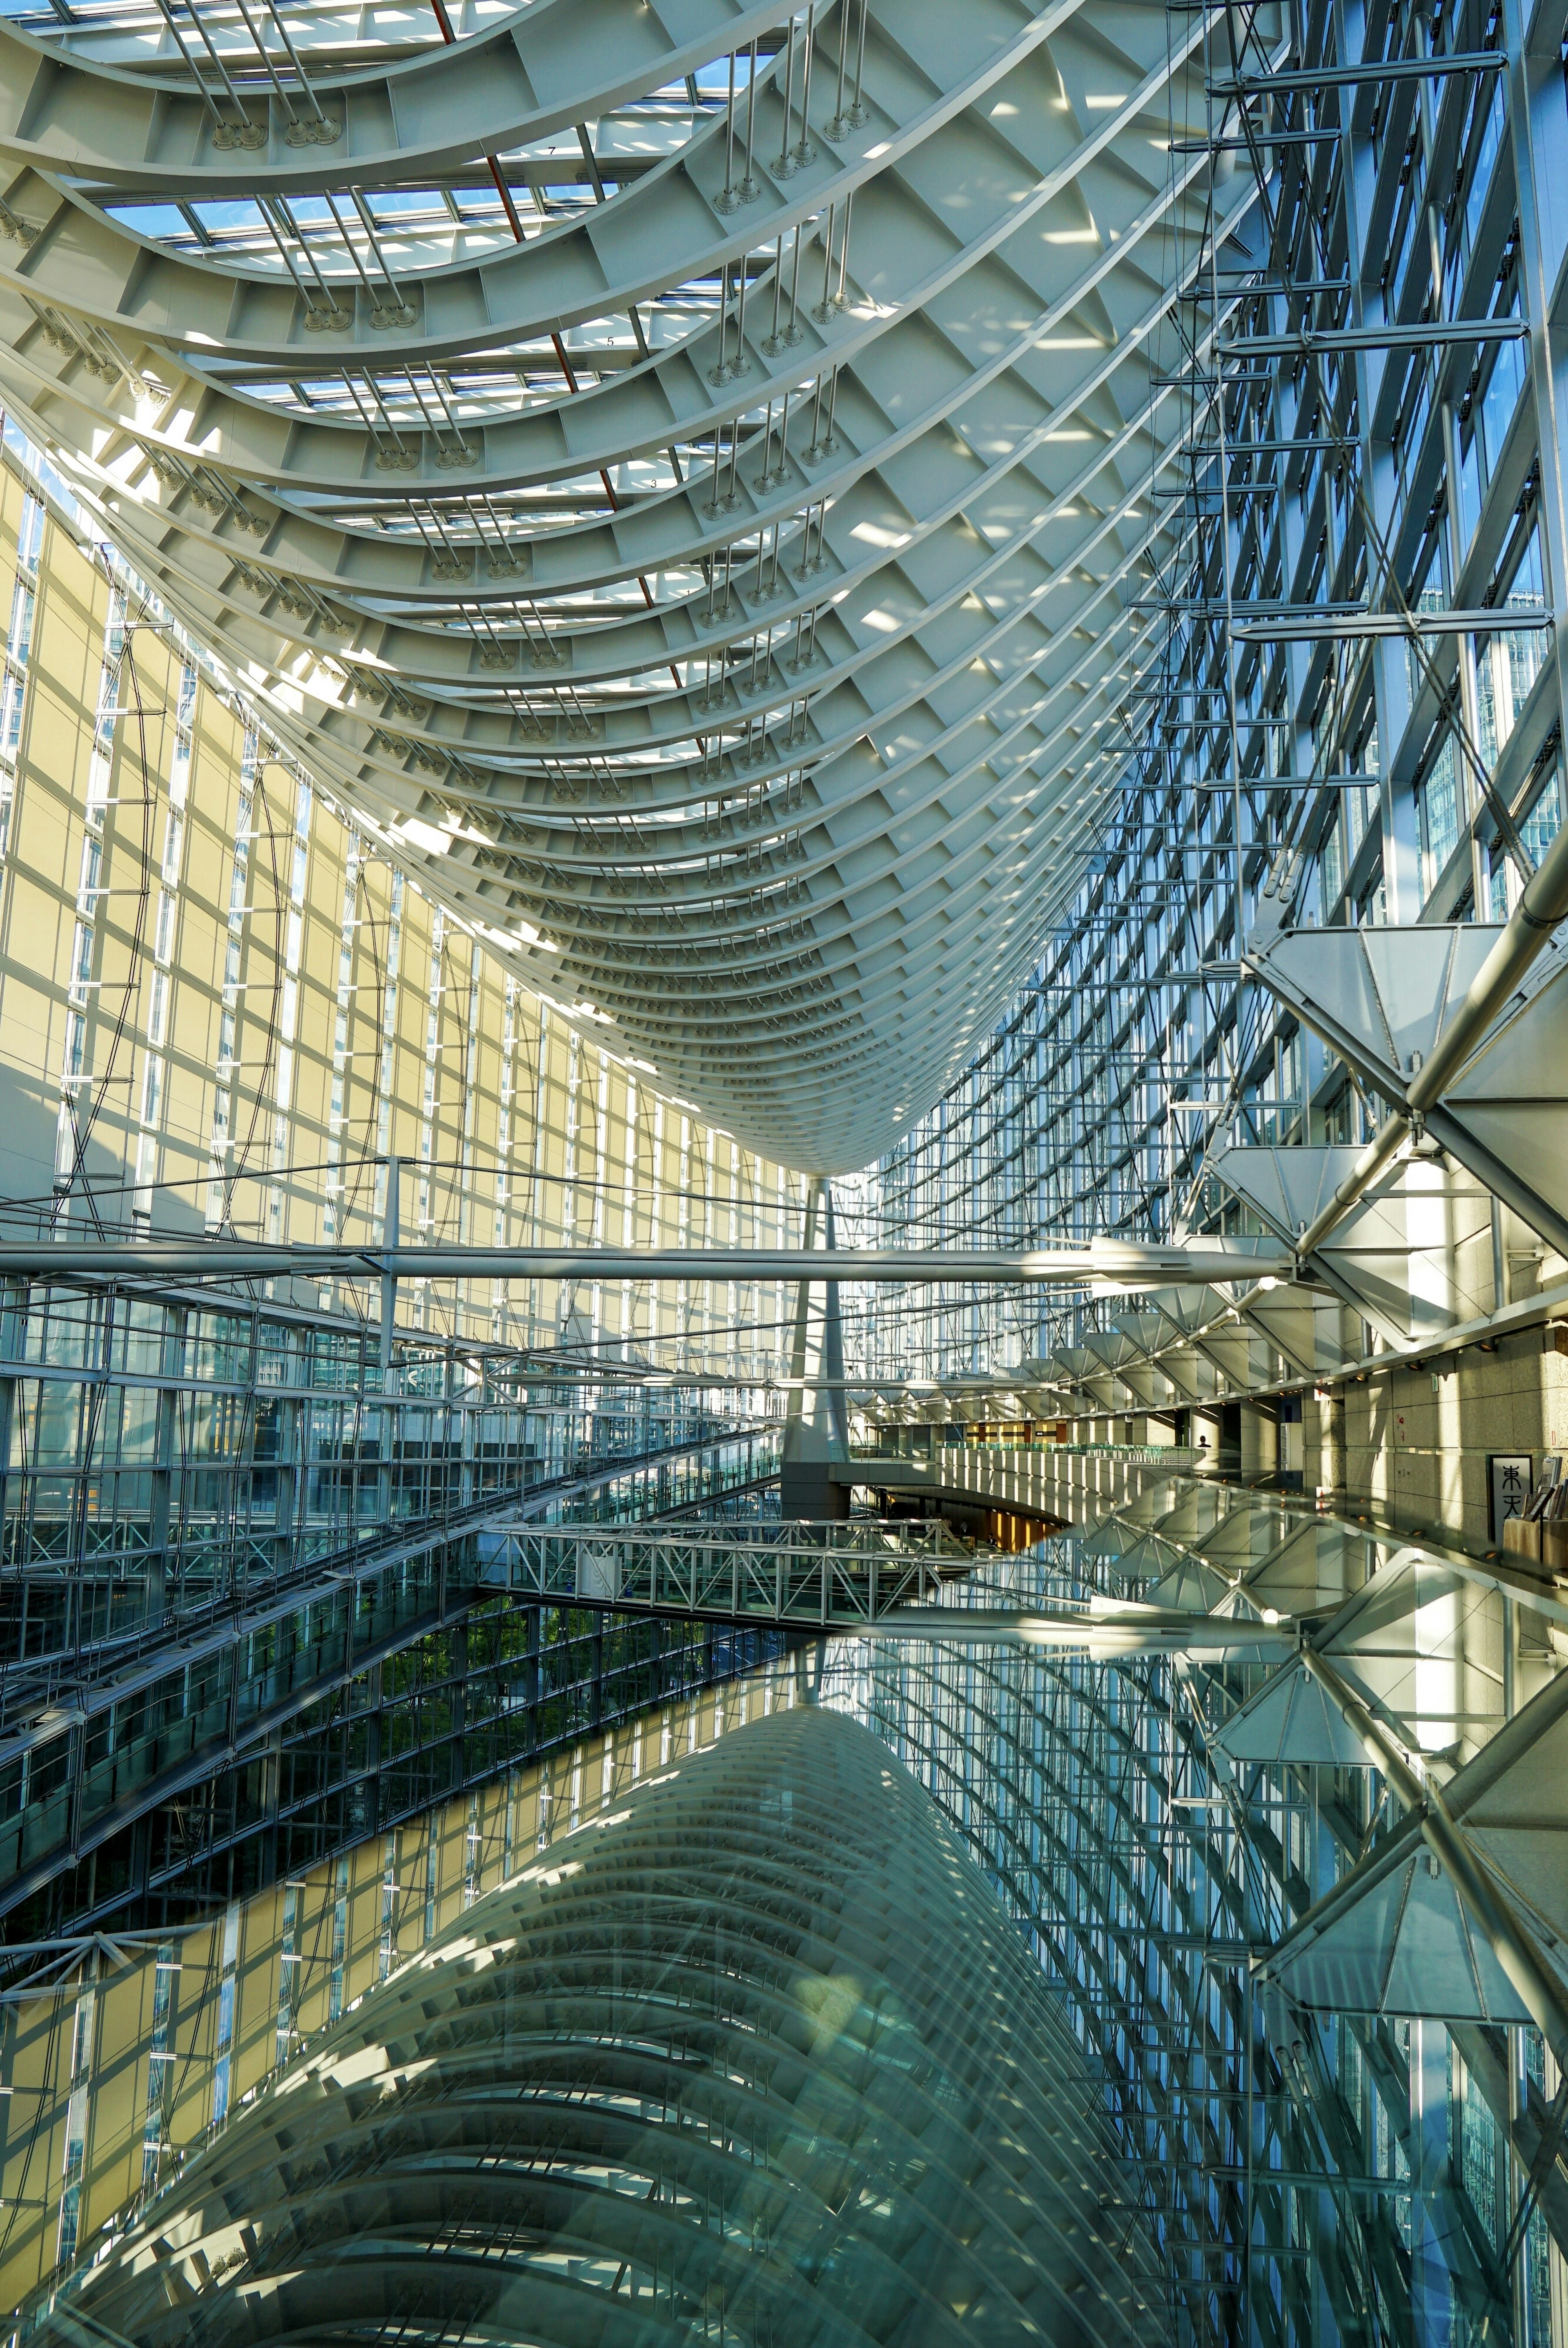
(0, 0), (1278, 1170)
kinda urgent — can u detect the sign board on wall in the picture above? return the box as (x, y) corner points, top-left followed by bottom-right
(1490, 1454), (1533, 1541)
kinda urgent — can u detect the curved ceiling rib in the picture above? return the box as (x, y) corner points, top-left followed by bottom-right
(0, 0), (1251, 1171)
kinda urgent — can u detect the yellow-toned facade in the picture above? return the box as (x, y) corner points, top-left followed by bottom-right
(0, 437), (804, 1376)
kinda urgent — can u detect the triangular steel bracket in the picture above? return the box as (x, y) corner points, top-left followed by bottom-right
(1216, 1656), (1374, 1766)
(1210, 1143), (1494, 1340)
(1256, 1651), (1568, 2023)
(1247, 924), (1503, 1106)
(1247, 926), (1568, 1260)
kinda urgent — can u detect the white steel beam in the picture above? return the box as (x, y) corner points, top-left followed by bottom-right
(0, 1237), (1300, 1282)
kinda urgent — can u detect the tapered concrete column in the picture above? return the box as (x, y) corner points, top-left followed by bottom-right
(1319, 1386), (1347, 1503)
(780, 1179), (850, 1519)
(1241, 1401), (1278, 1478)
(1192, 1405), (1225, 1473)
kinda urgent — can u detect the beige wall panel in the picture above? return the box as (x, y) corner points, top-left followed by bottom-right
(0, 450), (798, 1359)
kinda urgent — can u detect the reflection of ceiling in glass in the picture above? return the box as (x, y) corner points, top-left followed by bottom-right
(0, 0), (1224, 1168)
(821, 1485), (1546, 2346)
(40, 1705), (1156, 2345)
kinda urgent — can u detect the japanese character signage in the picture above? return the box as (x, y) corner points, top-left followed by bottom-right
(1489, 1454), (1533, 1541)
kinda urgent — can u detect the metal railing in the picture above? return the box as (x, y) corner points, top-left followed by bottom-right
(851, 1438), (1201, 1467)
(0, 1427), (785, 1920)
(481, 1518), (974, 1630)
(0, 1427), (779, 1741)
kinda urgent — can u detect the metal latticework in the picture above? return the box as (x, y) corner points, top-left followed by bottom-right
(851, 0), (1568, 1393)
(0, 1268), (783, 1940)
(0, 0), (1260, 1170)
(11, 0), (1568, 2337)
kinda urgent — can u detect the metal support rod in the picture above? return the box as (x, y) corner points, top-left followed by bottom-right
(261, 0), (334, 126)
(152, 0), (226, 129)
(1216, 323), (1531, 359)
(1210, 51), (1501, 91)
(829, 3), (848, 131)
(814, 203), (835, 319)
(793, 2), (815, 169)
(230, 0), (304, 132)
(740, 40), (759, 198)
(719, 46), (737, 209)
(381, 1155), (400, 1369)
(734, 254), (751, 374)
(178, 0), (257, 131)
(834, 189), (854, 303)
(764, 239), (785, 355)
(850, 0), (868, 123)
(1237, 606), (1552, 640)
(774, 15), (797, 177)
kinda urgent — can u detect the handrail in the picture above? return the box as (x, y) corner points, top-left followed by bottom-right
(486, 1516), (975, 1630)
(0, 1434), (787, 1922)
(850, 1439), (1200, 1465)
(0, 1426), (777, 1745)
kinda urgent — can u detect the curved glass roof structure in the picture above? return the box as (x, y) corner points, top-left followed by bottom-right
(11, 0), (1568, 2328)
(0, 0), (1231, 1169)
(38, 1705), (1156, 2346)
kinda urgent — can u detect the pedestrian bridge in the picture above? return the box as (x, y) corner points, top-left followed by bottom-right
(478, 1518), (976, 1630)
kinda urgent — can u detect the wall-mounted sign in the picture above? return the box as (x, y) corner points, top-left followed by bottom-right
(1490, 1454), (1534, 1541)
